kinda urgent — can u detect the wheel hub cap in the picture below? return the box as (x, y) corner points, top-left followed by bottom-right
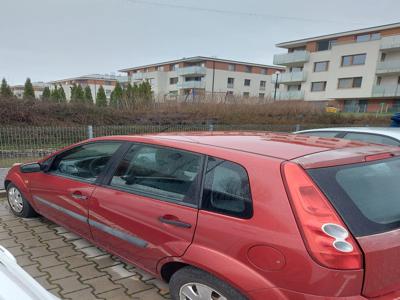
(179, 283), (227, 300)
(8, 187), (23, 213)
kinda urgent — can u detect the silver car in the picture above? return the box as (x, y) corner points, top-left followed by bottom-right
(295, 127), (400, 146)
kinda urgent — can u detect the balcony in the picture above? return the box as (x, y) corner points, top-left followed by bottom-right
(177, 66), (207, 76)
(376, 60), (400, 75)
(273, 51), (310, 66)
(177, 81), (206, 89)
(380, 35), (400, 51)
(131, 72), (157, 80)
(372, 85), (400, 97)
(274, 90), (305, 100)
(273, 71), (307, 84)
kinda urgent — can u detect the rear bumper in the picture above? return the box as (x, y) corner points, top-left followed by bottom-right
(247, 288), (368, 300)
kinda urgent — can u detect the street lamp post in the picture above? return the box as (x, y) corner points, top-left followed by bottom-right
(273, 71), (280, 101)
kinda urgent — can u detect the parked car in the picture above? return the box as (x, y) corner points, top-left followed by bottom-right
(5, 132), (400, 299)
(295, 127), (400, 146)
(0, 244), (58, 300)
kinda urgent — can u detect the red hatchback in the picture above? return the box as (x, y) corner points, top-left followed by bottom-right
(5, 132), (400, 299)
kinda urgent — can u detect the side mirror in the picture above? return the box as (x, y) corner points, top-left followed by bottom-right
(20, 163), (42, 173)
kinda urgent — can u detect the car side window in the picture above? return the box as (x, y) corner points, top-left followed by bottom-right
(298, 131), (339, 138)
(49, 142), (122, 183)
(109, 144), (203, 204)
(202, 157), (253, 219)
(344, 132), (400, 146)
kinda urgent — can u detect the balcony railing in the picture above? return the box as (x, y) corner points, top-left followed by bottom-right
(380, 35), (400, 51)
(372, 85), (400, 97)
(131, 72), (159, 80)
(272, 71), (307, 84)
(273, 51), (310, 66)
(177, 66), (207, 76)
(273, 90), (305, 100)
(376, 60), (400, 75)
(177, 81), (206, 89)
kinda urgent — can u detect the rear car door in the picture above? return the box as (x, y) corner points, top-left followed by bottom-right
(28, 141), (123, 240)
(88, 142), (203, 272)
(308, 157), (400, 298)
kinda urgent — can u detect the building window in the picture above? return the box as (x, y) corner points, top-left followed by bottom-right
(259, 93), (265, 99)
(228, 64), (236, 71)
(170, 63), (179, 71)
(227, 77), (234, 88)
(290, 67), (303, 72)
(338, 77), (363, 89)
(398, 76), (400, 85)
(185, 76), (201, 82)
(341, 54), (366, 66)
(381, 53), (386, 62)
(311, 81), (327, 92)
(377, 76), (382, 85)
(316, 39), (337, 51)
(245, 66), (252, 73)
(260, 68), (267, 75)
(314, 61), (329, 72)
(259, 80), (266, 90)
(157, 66), (164, 71)
(244, 79), (251, 86)
(356, 33), (381, 43)
(169, 77), (178, 85)
(243, 92), (250, 98)
(288, 85), (301, 91)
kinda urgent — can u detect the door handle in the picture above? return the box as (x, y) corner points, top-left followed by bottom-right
(71, 192), (88, 201)
(158, 216), (192, 228)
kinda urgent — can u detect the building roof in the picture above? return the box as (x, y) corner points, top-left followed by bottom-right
(119, 56), (284, 73)
(276, 22), (400, 48)
(11, 82), (50, 90)
(50, 74), (129, 84)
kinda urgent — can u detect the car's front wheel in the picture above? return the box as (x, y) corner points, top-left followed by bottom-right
(169, 266), (247, 300)
(7, 184), (37, 218)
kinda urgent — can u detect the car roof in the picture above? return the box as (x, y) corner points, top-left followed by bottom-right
(92, 131), (381, 161)
(296, 127), (400, 140)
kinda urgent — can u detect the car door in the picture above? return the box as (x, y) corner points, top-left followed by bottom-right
(88, 142), (203, 272)
(28, 141), (124, 240)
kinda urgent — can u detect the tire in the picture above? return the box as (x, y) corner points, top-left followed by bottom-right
(169, 266), (247, 300)
(6, 183), (37, 218)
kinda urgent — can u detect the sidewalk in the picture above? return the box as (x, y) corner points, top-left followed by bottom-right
(0, 168), (8, 190)
(0, 197), (170, 299)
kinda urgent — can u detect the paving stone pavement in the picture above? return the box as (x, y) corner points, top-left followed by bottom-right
(0, 197), (170, 300)
(0, 168), (8, 190)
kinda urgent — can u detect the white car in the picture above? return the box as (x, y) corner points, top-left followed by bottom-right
(0, 245), (58, 300)
(295, 127), (400, 146)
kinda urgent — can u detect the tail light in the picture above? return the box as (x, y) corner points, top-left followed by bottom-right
(282, 162), (363, 270)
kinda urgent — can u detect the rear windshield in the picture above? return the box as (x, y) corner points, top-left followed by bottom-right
(308, 157), (400, 237)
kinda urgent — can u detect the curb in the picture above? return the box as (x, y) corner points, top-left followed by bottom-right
(0, 190), (5, 197)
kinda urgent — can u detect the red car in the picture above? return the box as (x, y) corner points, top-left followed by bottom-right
(4, 132), (400, 299)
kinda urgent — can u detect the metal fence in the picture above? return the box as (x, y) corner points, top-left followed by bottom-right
(0, 123), (373, 168)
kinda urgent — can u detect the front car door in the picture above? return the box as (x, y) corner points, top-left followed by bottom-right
(89, 142), (203, 272)
(28, 141), (124, 240)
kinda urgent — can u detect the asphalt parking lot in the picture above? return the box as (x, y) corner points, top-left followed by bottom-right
(0, 196), (170, 300)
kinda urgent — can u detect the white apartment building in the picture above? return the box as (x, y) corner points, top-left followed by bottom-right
(273, 22), (400, 112)
(119, 56), (284, 101)
(11, 82), (50, 99)
(50, 74), (129, 102)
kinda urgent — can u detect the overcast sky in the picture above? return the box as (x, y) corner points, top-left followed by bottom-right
(1, 0), (399, 84)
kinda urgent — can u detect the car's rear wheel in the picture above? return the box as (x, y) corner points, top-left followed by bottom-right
(7, 184), (37, 218)
(169, 266), (247, 300)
